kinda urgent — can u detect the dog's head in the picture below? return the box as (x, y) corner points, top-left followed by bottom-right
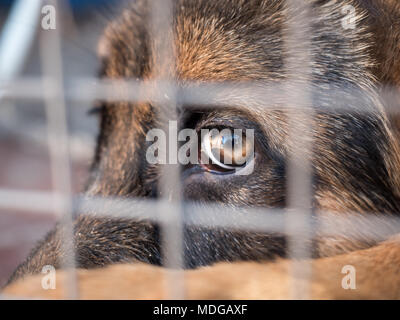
(85, 0), (400, 267)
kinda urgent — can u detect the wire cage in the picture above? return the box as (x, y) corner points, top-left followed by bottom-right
(1, 0), (400, 300)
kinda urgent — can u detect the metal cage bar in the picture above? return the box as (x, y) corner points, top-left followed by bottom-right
(39, 0), (79, 299)
(284, 0), (313, 300)
(149, 0), (185, 299)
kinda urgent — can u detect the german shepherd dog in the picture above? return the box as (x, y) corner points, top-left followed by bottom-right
(4, 0), (400, 299)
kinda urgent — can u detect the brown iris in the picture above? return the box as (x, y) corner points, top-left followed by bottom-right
(201, 129), (253, 171)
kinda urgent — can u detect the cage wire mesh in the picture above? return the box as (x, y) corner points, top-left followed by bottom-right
(1, 0), (400, 300)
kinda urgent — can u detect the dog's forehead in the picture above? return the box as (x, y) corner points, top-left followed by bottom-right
(101, 1), (290, 129)
(174, 2), (285, 82)
(101, 1), (285, 81)
(101, 0), (381, 134)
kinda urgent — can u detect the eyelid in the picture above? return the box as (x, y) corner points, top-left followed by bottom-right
(196, 116), (257, 134)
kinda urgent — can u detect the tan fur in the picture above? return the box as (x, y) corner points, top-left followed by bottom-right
(4, 235), (400, 299)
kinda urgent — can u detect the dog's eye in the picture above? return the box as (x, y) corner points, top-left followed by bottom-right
(201, 129), (253, 171)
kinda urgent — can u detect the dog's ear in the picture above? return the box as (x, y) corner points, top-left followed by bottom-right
(87, 1), (160, 198)
(95, 1), (152, 80)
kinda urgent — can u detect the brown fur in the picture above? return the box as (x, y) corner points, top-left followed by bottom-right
(4, 0), (400, 298)
(5, 235), (400, 299)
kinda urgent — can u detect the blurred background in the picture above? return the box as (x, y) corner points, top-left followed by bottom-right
(0, 0), (120, 286)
